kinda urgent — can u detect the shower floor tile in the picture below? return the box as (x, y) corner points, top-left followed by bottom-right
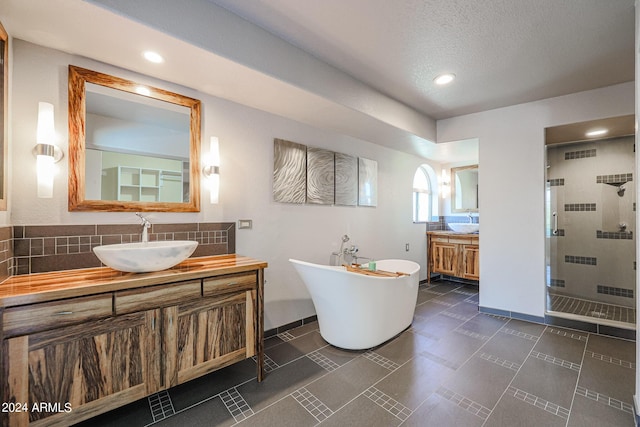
(548, 294), (636, 325)
(80, 280), (636, 427)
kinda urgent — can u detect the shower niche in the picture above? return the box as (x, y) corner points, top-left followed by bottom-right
(545, 115), (636, 328)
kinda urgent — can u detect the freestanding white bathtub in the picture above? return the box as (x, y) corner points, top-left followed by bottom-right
(289, 259), (420, 350)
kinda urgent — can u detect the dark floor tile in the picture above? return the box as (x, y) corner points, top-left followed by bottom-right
(480, 330), (536, 366)
(412, 313), (466, 339)
(318, 394), (402, 427)
(510, 356), (579, 410)
(414, 300), (449, 318)
(484, 393), (567, 427)
(265, 330), (328, 366)
(567, 394), (635, 427)
(374, 353), (455, 410)
(578, 356), (635, 404)
(237, 357), (326, 413)
(264, 335), (286, 349)
(304, 356), (390, 411)
(402, 392), (485, 427)
(235, 395), (317, 427)
(442, 300), (480, 319)
(532, 328), (587, 364)
(265, 330), (328, 365)
(416, 288), (439, 304)
(586, 333), (635, 362)
(312, 344), (364, 367)
(72, 397), (152, 427)
(169, 358), (257, 411)
(431, 291), (471, 306)
(443, 355), (517, 409)
(502, 318), (546, 337)
(422, 331), (485, 368)
(373, 330), (434, 364)
(287, 320), (319, 338)
(154, 395), (234, 427)
(458, 313), (508, 338)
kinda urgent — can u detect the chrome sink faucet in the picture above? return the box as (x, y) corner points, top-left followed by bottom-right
(467, 210), (473, 223)
(136, 213), (151, 243)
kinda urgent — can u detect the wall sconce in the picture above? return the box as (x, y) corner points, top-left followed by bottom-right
(202, 136), (220, 204)
(440, 169), (450, 198)
(32, 102), (63, 198)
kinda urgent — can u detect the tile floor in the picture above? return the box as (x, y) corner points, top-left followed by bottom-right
(548, 293), (636, 325)
(78, 281), (636, 427)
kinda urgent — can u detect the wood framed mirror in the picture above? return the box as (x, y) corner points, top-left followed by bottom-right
(451, 164), (478, 212)
(68, 65), (201, 212)
(0, 21), (8, 211)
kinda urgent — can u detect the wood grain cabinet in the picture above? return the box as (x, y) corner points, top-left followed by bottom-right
(427, 232), (479, 282)
(0, 262), (265, 427)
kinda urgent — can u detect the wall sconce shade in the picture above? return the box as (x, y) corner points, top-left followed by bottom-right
(203, 136), (220, 204)
(440, 168), (450, 198)
(33, 102), (63, 198)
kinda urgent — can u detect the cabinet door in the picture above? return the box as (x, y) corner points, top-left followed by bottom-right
(462, 244), (480, 280)
(431, 241), (458, 276)
(2, 310), (161, 427)
(164, 290), (256, 388)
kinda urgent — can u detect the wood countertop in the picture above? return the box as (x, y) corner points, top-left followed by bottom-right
(0, 254), (268, 308)
(426, 230), (480, 238)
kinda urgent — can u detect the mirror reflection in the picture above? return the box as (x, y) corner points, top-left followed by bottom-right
(0, 21), (7, 211)
(452, 165), (478, 212)
(68, 65), (201, 212)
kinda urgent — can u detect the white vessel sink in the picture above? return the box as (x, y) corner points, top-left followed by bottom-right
(93, 240), (198, 273)
(448, 223), (480, 233)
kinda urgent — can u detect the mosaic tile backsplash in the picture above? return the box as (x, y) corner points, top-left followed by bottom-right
(10, 222), (235, 275)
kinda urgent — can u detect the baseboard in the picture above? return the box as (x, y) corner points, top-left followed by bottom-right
(478, 306), (545, 324)
(264, 315), (318, 339)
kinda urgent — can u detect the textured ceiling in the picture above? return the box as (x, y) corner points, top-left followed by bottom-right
(208, 0), (636, 120)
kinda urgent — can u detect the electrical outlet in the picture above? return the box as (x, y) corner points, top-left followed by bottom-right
(405, 243), (410, 251)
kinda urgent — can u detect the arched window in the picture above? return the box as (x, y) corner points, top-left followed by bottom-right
(413, 164), (437, 222)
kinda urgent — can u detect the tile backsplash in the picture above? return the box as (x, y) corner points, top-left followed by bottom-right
(426, 215), (479, 231)
(9, 222), (235, 275)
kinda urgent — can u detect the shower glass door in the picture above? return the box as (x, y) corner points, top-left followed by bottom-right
(545, 130), (636, 327)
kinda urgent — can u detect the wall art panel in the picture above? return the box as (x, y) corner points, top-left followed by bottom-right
(307, 147), (335, 204)
(335, 153), (358, 206)
(358, 157), (378, 207)
(273, 139), (306, 203)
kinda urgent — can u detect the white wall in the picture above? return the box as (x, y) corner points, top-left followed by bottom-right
(10, 40), (435, 329)
(438, 82), (635, 318)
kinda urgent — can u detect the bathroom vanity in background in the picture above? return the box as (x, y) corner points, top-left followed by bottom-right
(0, 255), (266, 427)
(426, 231), (479, 283)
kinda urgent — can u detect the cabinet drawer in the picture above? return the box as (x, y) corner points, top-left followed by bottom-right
(431, 236), (450, 243)
(203, 272), (257, 297)
(115, 280), (201, 314)
(448, 237), (474, 244)
(3, 294), (113, 337)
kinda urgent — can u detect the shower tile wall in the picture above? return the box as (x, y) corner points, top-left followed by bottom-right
(10, 222), (235, 275)
(547, 136), (635, 307)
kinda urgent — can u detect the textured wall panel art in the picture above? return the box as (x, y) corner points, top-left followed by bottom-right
(273, 139), (306, 203)
(335, 153), (358, 206)
(307, 147), (335, 204)
(358, 157), (378, 207)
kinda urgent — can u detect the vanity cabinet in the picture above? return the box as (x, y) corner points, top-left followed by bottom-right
(0, 255), (265, 427)
(427, 232), (479, 282)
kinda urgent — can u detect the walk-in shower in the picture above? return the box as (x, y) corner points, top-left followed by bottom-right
(545, 115), (636, 331)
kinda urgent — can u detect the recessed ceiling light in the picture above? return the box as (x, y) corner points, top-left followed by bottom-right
(143, 51), (164, 63)
(586, 129), (608, 137)
(135, 86), (151, 96)
(434, 73), (455, 85)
